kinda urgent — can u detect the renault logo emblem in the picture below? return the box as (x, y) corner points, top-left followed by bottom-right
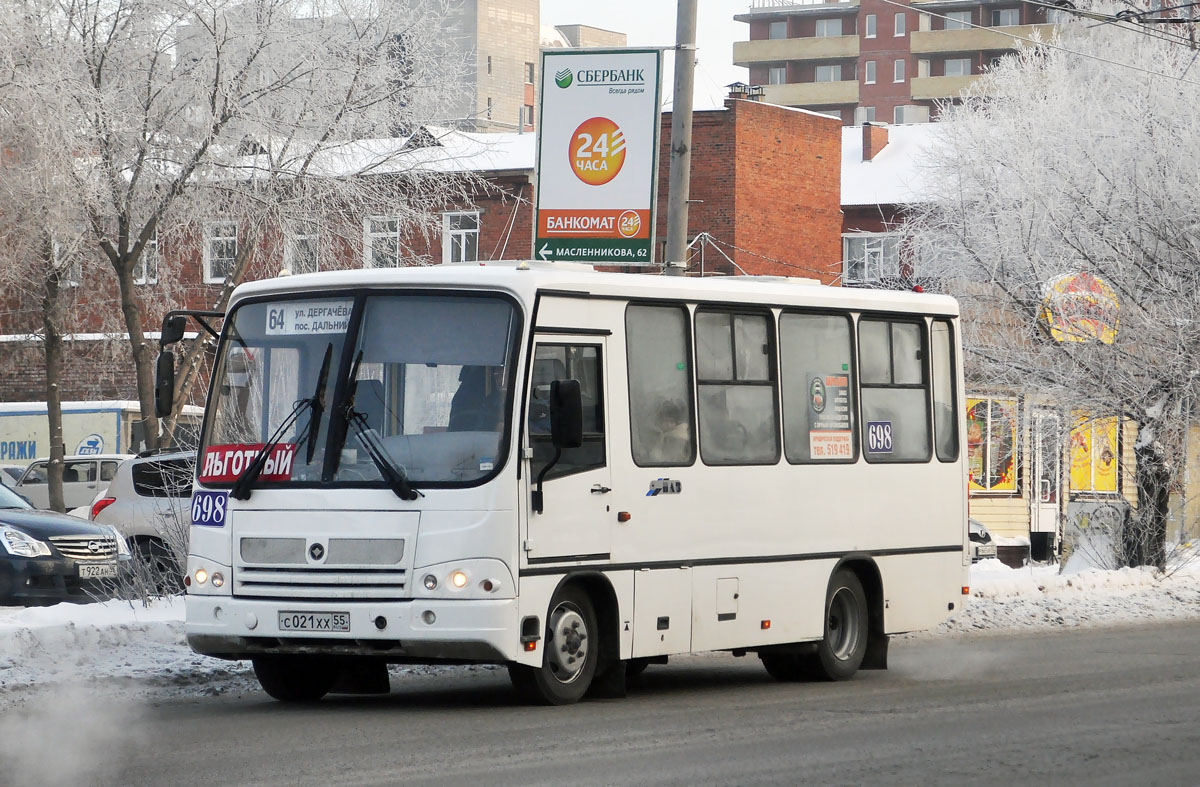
(308, 543), (325, 561)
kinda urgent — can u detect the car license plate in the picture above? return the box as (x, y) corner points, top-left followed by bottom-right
(278, 611), (350, 633)
(976, 545), (997, 558)
(78, 562), (118, 579)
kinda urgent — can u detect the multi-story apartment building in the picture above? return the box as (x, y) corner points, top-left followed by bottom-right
(733, 0), (1057, 125)
(444, 0), (541, 132)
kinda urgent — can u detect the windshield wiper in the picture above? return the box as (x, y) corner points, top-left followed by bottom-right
(329, 350), (422, 501)
(229, 342), (333, 500)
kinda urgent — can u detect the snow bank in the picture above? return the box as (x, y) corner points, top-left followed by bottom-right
(1, 553), (1198, 702)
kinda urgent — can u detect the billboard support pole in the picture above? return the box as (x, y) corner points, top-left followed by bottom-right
(664, 0), (697, 277)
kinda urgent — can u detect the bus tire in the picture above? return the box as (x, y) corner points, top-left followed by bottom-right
(625, 658), (650, 678)
(509, 585), (598, 705)
(810, 569), (869, 681)
(760, 653), (805, 681)
(253, 655), (336, 702)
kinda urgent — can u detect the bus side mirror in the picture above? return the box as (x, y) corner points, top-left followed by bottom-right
(549, 379), (583, 449)
(155, 350), (175, 418)
(160, 314), (187, 347)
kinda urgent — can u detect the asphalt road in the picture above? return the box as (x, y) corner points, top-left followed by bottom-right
(11, 621), (1200, 786)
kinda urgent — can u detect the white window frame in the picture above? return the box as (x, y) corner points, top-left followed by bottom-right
(918, 58), (931, 78)
(895, 13), (906, 36)
(442, 211), (480, 264)
(524, 61), (535, 84)
(894, 58), (906, 83)
(865, 14), (877, 37)
(814, 65), (842, 83)
(991, 8), (1020, 26)
(768, 66), (787, 85)
(364, 215), (403, 268)
(855, 106), (876, 124)
(944, 10), (972, 30)
(52, 240), (82, 288)
(944, 58), (971, 77)
(815, 18), (842, 37)
(203, 220), (237, 284)
(842, 232), (901, 285)
(284, 220), (321, 275)
(768, 20), (787, 39)
(133, 227), (158, 285)
(864, 60), (876, 84)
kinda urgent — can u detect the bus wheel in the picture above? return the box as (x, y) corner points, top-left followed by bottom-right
(760, 653), (804, 681)
(811, 569), (868, 681)
(252, 655), (336, 702)
(509, 586), (598, 705)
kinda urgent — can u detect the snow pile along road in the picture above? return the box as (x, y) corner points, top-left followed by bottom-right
(1, 552), (1198, 702)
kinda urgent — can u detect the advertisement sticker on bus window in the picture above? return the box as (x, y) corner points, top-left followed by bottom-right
(191, 490), (228, 527)
(867, 421), (894, 454)
(264, 299), (353, 336)
(808, 372), (853, 460)
(199, 443), (297, 484)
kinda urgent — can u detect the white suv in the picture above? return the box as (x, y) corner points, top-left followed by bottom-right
(90, 451), (194, 583)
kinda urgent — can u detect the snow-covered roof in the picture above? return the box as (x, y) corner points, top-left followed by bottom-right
(841, 122), (945, 207)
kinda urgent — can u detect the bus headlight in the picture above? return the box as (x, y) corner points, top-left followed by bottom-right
(194, 568), (208, 585)
(423, 574), (438, 591)
(450, 570), (468, 589)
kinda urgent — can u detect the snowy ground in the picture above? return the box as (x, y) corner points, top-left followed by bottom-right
(1, 551), (1197, 706)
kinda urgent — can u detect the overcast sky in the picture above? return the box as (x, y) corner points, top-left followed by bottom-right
(539, 1), (751, 110)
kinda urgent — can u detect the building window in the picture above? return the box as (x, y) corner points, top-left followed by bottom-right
(768, 66), (786, 85)
(524, 104), (535, 127)
(944, 58), (972, 77)
(364, 216), (402, 268)
(1070, 413), (1120, 494)
(486, 97), (492, 120)
(918, 58), (931, 78)
(843, 233), (900, 284)
(864, 60), (876, 84)
(51, 240), (82, 288)
(815, 64), (842, 82)
(815, 18), (842, 37)
(855, 106), (876, 124)
(865, 14), (877, 37)
(524, 61), (535, 84)
(203, 220), (237, 283)
(893, 58), (906, 82)
(894, 13), (906, 36)
(285, 220), (320, 274)
(487, 55), (492, 75)
(992, 8), (1020, 26)
(768, 20), (787, 39)
(442, 211), (479, 263)
(133, 227), (158, 285)
(967, 398), (1019, 492)
(944, 10), (972, 30)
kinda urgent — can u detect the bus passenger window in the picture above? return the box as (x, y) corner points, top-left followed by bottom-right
(626, 304), (695, 466)
(931, 320), (959, 462)
(695, 310), (779, 465)
(858, 318), (931, 462)
(529, 344), (605, 479)
(779, 312), (857, 463)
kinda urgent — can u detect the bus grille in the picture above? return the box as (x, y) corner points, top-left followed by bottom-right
(49, 535), (119, 560)
(234, 537), (408, 599)
(234, 566), (409, 599)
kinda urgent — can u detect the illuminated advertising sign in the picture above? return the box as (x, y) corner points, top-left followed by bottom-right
(535, 49), (662, 265)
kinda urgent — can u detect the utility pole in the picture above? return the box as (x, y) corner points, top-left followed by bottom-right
(664, 0), (697, 276)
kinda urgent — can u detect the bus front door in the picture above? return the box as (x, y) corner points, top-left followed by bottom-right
(524, 338), (611, 561)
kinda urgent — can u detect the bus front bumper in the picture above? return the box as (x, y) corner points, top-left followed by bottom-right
(186, 595), (519, 664)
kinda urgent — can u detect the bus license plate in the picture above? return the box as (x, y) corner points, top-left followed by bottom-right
(278, 611), (350, 633)
(78, 563), (118, 579)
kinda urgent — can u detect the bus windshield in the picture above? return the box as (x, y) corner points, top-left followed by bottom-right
(201, 292), (520, 488)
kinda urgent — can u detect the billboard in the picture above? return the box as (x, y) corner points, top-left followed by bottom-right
(535, 49), (662, 265)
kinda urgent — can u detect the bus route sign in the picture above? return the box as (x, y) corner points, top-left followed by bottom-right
(535, 49), (662, 265)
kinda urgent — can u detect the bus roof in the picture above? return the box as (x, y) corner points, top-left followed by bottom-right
(229, 262), (959, 317)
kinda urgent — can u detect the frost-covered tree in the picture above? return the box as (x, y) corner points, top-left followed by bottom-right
(0, 0), (473, 448)
(904, 8), (1200, 569)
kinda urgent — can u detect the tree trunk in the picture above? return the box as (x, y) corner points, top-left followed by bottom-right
(116, 257), (159, 452)
(1127, 428), (1170, 570)
(42, 247), (66, 513)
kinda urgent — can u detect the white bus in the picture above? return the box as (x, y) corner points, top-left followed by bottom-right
(157, 262), (968, 705)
